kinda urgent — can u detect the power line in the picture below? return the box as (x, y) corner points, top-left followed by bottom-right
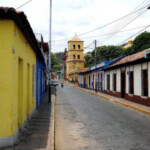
(81, 25), (150, 39)
(99, 0), (150, 43)
(53, 3), (150, 43)
(78, 4), (150, 36)
(16, 0), (32, 9)
(84, 41), (94, 49)
(96, 40), (103, 46)
(52, 24), (150, 45)
(117, 25), (150, 45)
(101, 8), (148, 43)
(133, 0), (149, 10)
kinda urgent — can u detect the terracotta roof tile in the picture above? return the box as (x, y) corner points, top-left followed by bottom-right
(78, 68), (90, 74)
(108, 48), (150, 69)
(0, 7), (22, 14)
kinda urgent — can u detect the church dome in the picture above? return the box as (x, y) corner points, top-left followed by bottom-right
(69, 36), (83, 42)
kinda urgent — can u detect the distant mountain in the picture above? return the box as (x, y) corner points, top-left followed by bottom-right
(55, 52), (64, 64)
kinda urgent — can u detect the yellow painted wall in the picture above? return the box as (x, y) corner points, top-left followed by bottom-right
(67, 41), (85, 80)
(68, 41), (84, 51)
(0, 20), (36, 138)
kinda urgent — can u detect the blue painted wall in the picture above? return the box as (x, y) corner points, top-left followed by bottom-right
(36, 57), (46, 109)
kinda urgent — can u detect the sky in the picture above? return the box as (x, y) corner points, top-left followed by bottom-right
(0, 0), (150, 53)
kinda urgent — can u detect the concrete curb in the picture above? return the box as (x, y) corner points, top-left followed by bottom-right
(64, 81), (150, 116)
(114, 100), (150, 115)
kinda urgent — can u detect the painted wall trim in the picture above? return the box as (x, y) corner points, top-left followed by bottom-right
(0, 129), (19, 148)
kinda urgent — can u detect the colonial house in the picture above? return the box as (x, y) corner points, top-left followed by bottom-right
(104, 48), (150, 107)
(0, 7), (46, 148)
(78, 56), (124, 90)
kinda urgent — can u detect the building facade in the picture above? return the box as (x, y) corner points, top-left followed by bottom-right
(0, 7), (45, 148)
(36, 35), (47, 109)
(36, 57), (46, 109)
(66, 36), (85, 81)
(104, 48), (150, 107)
(78, 56), (124, 91)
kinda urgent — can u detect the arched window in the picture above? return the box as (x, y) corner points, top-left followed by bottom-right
(78, 55), (80, 59)
(73, 45), (76, 49)
(78, 45), (80, 49)
(73, 55), (76, 59)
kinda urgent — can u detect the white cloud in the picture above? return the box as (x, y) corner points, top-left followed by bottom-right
(0, 0), (150, 53)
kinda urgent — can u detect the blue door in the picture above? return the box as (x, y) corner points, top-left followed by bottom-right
(89, 75), (91, 88)
(98, 73), (99, 90)
(100, 73), (102, 89)
(93, 74), (94, 89)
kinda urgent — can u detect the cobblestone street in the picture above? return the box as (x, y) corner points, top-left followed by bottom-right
(55, 83), (150, 150)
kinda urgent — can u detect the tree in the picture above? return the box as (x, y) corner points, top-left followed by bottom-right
(132, 31), (150, 53)
(93, 45), (123, 63)
(85, 45), (123, 67)
(85, 55), (94, 67)
(123, 31), (150, 56)
(51, 53), (58, 70)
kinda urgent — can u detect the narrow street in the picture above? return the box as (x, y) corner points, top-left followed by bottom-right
(55, 83), (150, 150)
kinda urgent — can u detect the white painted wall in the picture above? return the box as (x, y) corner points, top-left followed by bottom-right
(116, 69), (120, 92)
(104, 61), (150, 98)
(104, 72), (107, 90)
(142, 62), (147, 69)
(79, 75), (83, 84)
(113, 69), (117, 91)
(126, 65), (134, 94)
(134, 64), (141, 96)
(110, 70), (113, 91)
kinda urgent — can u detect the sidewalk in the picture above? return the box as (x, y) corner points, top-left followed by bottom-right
(64, 81), (150, 115)
(2, 91), (55, 150)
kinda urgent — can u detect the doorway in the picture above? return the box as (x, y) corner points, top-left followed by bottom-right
(121, 71), (125, 98)
(38, 69), (41, 107)
(84, 77), (86, 88)
(18, 58), (23, 126)
(89, 75), (90, 88)
(27, 64), (30, 116)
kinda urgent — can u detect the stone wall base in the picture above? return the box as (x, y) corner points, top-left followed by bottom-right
(104, 90), (150, 107)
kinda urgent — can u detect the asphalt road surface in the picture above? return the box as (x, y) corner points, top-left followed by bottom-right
(55, 83), (150, 150)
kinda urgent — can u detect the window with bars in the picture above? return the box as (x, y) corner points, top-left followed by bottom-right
(141, 69), (148, 96)
(129, 71), (134, 94)
(73, 45), (76, 49)
(107, 74), (110, 90)
(78, 45), (80, 49)
(73, 55), (76, 59)
(113, 73), (116, 91)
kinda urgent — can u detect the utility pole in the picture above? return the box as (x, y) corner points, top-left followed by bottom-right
(48, 0), (52, 103)
(94, 40), (97, 93)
